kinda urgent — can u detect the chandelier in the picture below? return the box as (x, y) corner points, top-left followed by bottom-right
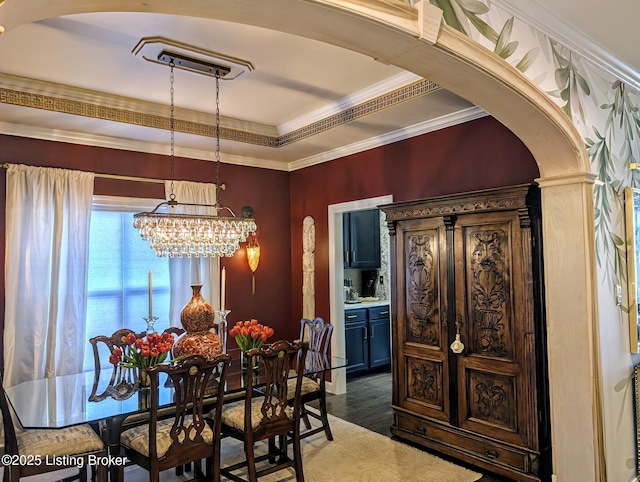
(133, 53), (256, 258)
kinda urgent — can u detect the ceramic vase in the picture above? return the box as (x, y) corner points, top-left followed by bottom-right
(173, 285), (223, 360)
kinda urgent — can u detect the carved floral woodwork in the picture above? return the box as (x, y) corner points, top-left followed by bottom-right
(468, 229), (509, 357)
(408, 358), (441, 407)
(382, 185), (550, 482)
(407, 232), (438, 345)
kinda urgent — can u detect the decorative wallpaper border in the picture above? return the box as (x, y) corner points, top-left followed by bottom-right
(278, 79), (440, 145)
(0, 87), (276, 147)
(0, 78), (440, 149)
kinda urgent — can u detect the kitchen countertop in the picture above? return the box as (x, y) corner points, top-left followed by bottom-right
(344, 300), (390, 310)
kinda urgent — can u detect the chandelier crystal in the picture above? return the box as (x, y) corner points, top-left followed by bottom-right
(133, 200), (257, 258)
(134, 55), (256, 258)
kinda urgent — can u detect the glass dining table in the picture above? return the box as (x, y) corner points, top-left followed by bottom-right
(4, 350), (346, 481)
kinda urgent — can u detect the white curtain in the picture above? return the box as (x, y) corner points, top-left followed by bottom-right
(165, 181), (221, 327)
(4, 164), (94, 386)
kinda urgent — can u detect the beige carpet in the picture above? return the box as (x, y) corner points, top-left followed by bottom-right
(121, 411), (481, 482)
(13, 413), (481, 481)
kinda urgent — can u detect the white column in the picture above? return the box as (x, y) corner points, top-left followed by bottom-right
(537, 173), (605, 482)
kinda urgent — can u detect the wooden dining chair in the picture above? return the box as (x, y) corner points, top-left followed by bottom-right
(0, 374), (108, 482)
(220, 339), (308, 482)
(89, 327), (191, 478)
(289, 317), (333, 440)
(288, 317), (334, 441)
(88, 328), (145, 401)
(119, 353), (230, 482)
(89, 327), (186, 401)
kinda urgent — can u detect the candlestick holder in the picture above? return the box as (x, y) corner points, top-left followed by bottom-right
(214, 309), (230, 354)
(143, 315), (158, 334)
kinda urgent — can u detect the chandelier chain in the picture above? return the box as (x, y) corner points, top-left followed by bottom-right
(132, 58), (256, 258)
(215, 70), (221, 190)
(169, 61), (176, 200)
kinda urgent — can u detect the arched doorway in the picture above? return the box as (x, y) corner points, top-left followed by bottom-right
(0, 1), (602, 479)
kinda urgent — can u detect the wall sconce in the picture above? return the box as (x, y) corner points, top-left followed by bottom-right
(246, 235), (260, 294)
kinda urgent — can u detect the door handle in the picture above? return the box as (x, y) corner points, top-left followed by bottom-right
(370, 326), (375, 339)
(363, 326), (368, 339)
(346, 314), (358, 319)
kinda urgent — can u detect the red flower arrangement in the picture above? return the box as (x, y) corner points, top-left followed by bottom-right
(109, 331), (177, 369)
(228, 319), (274, 352)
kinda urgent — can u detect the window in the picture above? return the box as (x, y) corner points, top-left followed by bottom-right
(83, 196), (170, 372)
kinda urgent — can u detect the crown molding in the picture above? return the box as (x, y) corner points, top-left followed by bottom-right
(491, 0), (640, 89)
(287, 106), (488, 171)
(0, 71), (440, 149)
(0, 72), (278, 138)
(279, 70), (423, 134)
(0, 106), (486, 173)
(0, 71), (435, 142)
(0, 120), (289, 171)
(0, 70), (449, 170)
(0, 70), (482, 172)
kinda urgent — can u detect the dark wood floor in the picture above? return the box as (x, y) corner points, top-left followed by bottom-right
(313, 369), (512, 482)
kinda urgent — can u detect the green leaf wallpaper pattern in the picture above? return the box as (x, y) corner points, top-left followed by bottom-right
(549, 41), (590, 122)
(603, 81), (640, 169)
(416, 0), (639, 285)
(494, 17), (518, 58)
(588, 80), (640, 286)
(425, 1), (538, 71)
(430, 0), (496, 41)
(514, 47), (538, 73)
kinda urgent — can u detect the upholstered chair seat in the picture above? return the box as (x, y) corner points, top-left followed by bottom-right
(222, 400), (294, 431)
(17, 423), (104, 457)
(1, 374), (107, 482)
(288, 376), (320, 397)
(121, 414), (213, 458)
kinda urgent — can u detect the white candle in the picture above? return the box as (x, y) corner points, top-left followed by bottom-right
(220, 266), (226, 311)
(148, 270), (153, 318)
(191, 257), (202, 285)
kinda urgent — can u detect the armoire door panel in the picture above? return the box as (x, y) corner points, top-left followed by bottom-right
(403, 223), (446, 349)
(458, 218), (519, 361)
(396, 218), (449, 422)
(454, 212), (530, 447)
(459, 367), (521, 440)
(403, 354), (449, 421)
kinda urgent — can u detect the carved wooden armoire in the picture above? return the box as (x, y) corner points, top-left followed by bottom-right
(380, 184), (551, 482)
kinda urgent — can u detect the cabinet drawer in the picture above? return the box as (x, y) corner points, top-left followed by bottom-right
(394, 412), (528, 472)
(368, 305), (390, 320)
(344, 308), (367, 323)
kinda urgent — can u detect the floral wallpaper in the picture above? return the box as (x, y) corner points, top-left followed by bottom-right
(401, 0), (640, 479)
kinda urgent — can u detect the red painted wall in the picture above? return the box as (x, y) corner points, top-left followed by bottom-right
(0, 115), (538, 370)
(289, 116), (539, 326)
(0, 135), (293, 369)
